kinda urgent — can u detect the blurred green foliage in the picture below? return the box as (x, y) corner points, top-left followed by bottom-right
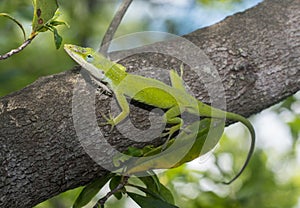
(1, 1), (299, 208)
(34, 187), (83, 208)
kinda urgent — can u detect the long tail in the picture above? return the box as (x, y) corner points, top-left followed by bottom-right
(196, 101), (256, 183)
(222, 112), (256, 184)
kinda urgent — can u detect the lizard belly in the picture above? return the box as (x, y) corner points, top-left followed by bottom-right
(130, 87), (177, 109)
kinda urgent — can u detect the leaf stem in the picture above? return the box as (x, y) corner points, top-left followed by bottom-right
(94, 176), (129, 208)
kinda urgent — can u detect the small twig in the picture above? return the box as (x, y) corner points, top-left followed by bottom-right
(0, 33), (37, 60)
(99, 0), (133, 56)
(93, 176), (129, 208)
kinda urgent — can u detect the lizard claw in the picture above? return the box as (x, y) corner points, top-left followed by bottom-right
(99, 111), (115, 132)
(161, 123), (182, 137)
(161, 123), (182, 150)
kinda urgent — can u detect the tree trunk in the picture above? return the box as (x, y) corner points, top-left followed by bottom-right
(0, 0), (299, 207)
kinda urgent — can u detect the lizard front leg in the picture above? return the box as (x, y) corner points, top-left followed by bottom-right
(101, 91), (129, 130)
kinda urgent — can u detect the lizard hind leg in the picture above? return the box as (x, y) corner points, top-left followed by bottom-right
(161, 119), (183, 150)
(161, 118), (183, 138)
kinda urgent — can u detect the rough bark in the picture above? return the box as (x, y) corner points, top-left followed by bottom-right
(0, 0), (299, 207)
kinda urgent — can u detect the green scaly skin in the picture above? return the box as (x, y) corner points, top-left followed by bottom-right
(64, 44), (255, 184)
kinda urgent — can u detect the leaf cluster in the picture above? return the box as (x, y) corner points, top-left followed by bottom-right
(73, 173), (177, 208)
(0, 0), (67, 60)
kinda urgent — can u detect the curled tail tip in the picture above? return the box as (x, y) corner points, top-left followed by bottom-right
(222, 173), (242, 185)
(223, 112), (256, 185)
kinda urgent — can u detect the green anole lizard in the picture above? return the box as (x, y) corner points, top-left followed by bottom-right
(64, 44), (255, 184)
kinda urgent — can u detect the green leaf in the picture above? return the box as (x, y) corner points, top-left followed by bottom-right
(156, 181), (174, 204)
(0, 13), (26, 40)
(130, 184), (166, 202)
(73, 174), (114, 208)
(32, 0), (58, 32)
(125, 146), (144, 157)
(139, 175), (160, 193)
(128, 192), (179, 208)
(109, 175), (123, 200)
(139, 174), (174, 204)
(50, 20), (69, 27)
(52, 27), (62, 49)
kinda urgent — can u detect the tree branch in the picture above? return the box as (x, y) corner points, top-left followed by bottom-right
(0, 34), (37, 60)
(99, 0), (133, 55)
(0, 0), (299, 207)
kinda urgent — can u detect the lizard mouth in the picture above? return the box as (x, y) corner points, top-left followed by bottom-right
(64, 44), (84, 54)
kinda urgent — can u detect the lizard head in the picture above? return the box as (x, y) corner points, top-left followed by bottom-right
(64, 44), (97, 64)
(64, 44), (114, 81)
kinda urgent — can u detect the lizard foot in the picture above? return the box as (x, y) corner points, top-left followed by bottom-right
(99, 111), (115, 132)
(161, 123), (182, 150)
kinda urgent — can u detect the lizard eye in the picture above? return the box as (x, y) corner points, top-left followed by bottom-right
(86, 54), (94, 63)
